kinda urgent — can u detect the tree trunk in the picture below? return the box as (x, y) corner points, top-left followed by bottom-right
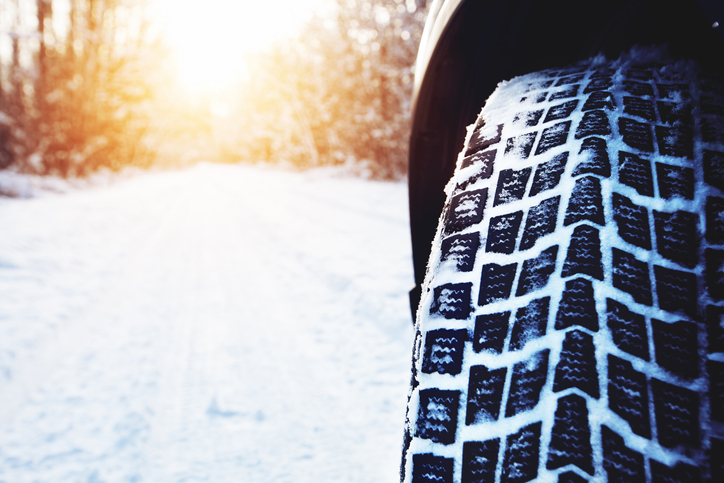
(68, 0), (76, 60)
(36, 0), (51, 111)
(11, 0), (22, 108)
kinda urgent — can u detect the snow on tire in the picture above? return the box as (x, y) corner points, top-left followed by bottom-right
(401, 49), (724, 483)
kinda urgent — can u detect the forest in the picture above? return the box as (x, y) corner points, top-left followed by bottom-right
(0, 0), (429, 180)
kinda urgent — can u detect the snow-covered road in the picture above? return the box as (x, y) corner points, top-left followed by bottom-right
(0, 164), (415, 482)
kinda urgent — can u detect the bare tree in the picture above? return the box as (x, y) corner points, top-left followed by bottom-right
(0, 0), (162, 174)
(35, 0), (52, 111)
(10, 0), (22, 108)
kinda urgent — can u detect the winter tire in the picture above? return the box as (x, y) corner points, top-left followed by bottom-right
(401, 50), (724, 482)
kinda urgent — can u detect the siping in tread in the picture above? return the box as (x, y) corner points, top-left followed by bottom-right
(402, 50), (724, 483)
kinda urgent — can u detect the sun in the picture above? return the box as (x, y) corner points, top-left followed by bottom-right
(154, 0), (330, 93)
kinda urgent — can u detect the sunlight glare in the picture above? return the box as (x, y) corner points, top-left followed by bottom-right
(155, 0), (329, 93)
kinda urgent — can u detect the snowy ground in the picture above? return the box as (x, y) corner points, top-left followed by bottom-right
(0, 163), (415, 483)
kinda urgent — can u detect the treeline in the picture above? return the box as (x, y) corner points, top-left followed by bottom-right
(0, 0), (163, 176)
(230, 0), (429, 179)
(1, 0), (428, 179)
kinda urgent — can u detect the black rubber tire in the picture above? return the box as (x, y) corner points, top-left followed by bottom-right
(401, 49), (724, 482)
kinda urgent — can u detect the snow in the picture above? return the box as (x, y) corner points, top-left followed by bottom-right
(0, 163), (414, 482)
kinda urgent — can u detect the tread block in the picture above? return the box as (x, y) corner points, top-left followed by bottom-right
(555, 277), (599, 331)
(461, 149), (496, 173)
(619, 151), (654, 196)
(553, 330), (599, 398)
(516, 246), (558, 296)
(623, 96), (656, 122)
(430, 283), (472, 320)
(550, 84), (579, 100)
(513, 110), (544, 128)
(623, 80), (654, 97)
(654, 265), (697, 316)
(653, 210), (698, 268)
(650, 460), (701, 483)
(709, 360), (724, 422)
(494, 168), (532, 206)
(556, 74), (585, 86)
(563, 176), (605, 226)
(446, 188), (488, 233)
(473, 312), (510, 354)
(506, 350), (550, 417)
(462, 440), (500, 483)
(422, 329), (467, 375)
(652, 319), (699, 380)
(479, 262), (517, 305)
(486, 211), (524, 254)
(455, 170), (489, 195)
(608, 356), (651, 438)
(706, 248), (724, 300)
(612, 193), (651, 249)
(441, 233), (480, 272)
(707, 305), (724, 354)
(557, 471), (588, 483)
(505, 132), (537, 159)
(652, 378), (700, 448)
(415, 389), (460, 445)
(619, 117), (654, 152)
(545, 101), (578, 123)
(574, 110), (611, 139)
(530, 152), (568, 196)
(535, 121), (571, 155)
(502, 422), (542, 483)
(656, 162), (694, 200)
(655, 125), (694, 159)
(626, 68), (652, 81)
(704, 150), (724, 190)
(702, 116), (724, 143)
(466, 365), (506, 424)
(525, 79), (555, 92)
(612, 248), (652, 306)
(591, 68), (615, 79)
(519, 92), (548, 103)
(520, 196), (560, 250)
(509, 297), (549, 351)
(584, 77), (613, 93)
(601, 426), (645, 482)
(657, 101), (693, 125)
(573, 137), (610, 178)
(607, 299), (650, 360)
(658, 72), (687, 83)
(412, 453), (454, 483)
(582, 90), (615, 111)
(466, 124), (503, 156)
(547, 394), (594, 474)
(657, 83), (690, 100)
(562, 224), (603, 280)
(706, 196), (724, 244)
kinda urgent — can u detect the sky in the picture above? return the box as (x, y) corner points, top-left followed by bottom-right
(152, 0), (333, 93)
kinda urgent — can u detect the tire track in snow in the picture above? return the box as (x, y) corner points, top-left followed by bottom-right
(0, 164), (413, 483)
(0, 172), (204, 482)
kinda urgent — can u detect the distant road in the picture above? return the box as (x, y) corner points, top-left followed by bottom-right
(0, 163), (414, 483)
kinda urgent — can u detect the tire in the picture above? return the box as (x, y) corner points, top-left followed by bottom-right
(401, 48), (724, 483)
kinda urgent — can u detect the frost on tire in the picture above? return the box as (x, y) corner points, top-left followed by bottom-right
(402, 50), (724, 483)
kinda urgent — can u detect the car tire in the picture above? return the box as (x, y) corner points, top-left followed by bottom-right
(401, 48), (724, 482)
